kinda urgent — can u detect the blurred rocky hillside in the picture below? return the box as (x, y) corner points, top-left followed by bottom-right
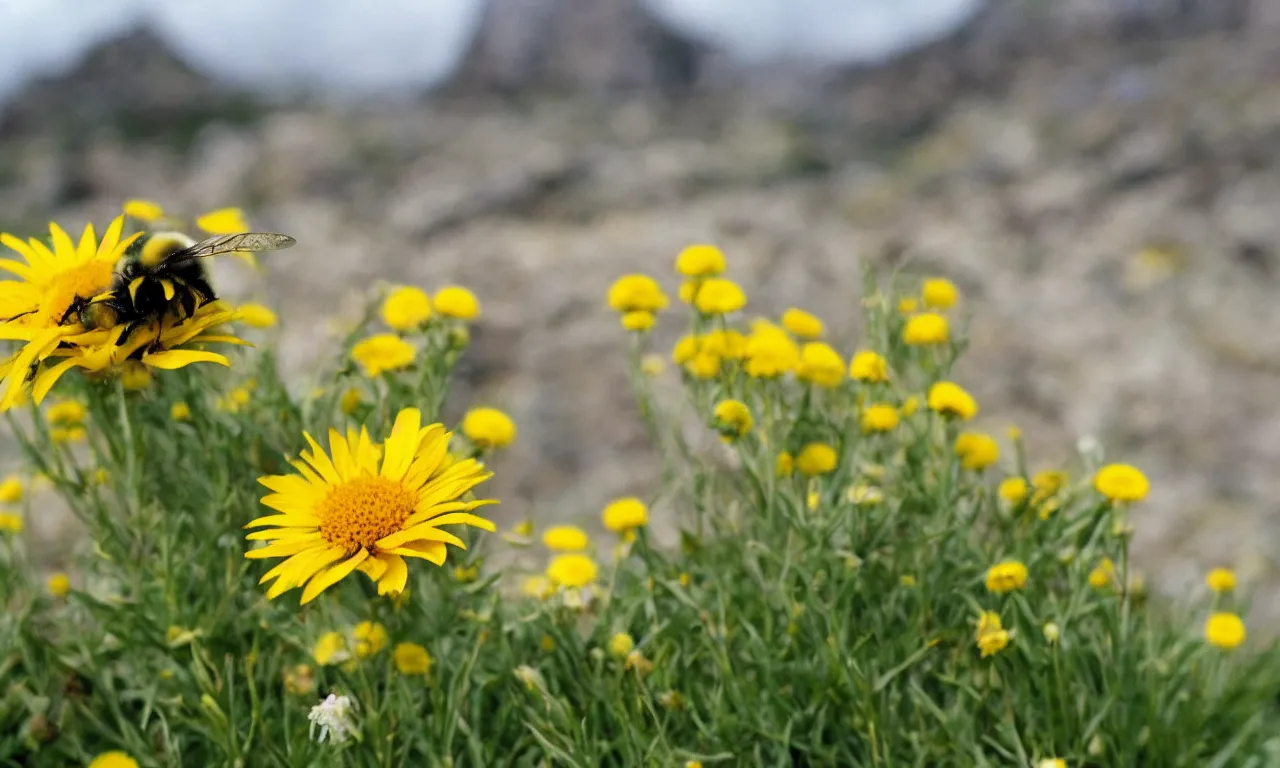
(3, 0), (1280, 623)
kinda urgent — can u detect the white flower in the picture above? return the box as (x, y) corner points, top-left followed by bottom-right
(308, 693), (358, 745)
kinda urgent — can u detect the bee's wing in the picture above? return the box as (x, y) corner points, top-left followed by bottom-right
(166, 232), (296, 267)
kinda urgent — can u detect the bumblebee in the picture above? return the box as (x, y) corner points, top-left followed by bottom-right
(69, 230), (296, 344)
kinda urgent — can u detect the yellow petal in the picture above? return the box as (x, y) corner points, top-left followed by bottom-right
(32, 357), (87, 405)
(381, 408), (422, 481)
(300, 432), (344, 486)
(98, 215), (126, 258)
(258, 543), (338, 587)
(359, 555), (389, 581)
(375, 554), (409, 595)
(0, 233), (40, 266)
(390, 540), (448, 564)
(375, 524), (466, 551)
(327, 428), (356, 479)
(244, 537), (321, 560)
(300, 549), (369, 604)
(48, 222), (76, 261)
(420, 511), (497, 532)
(123, 199), (165, 221)
(76, 223), (96, 261)
(142, 350), (230, 370)
(0, 258), (35, 281)
(269, 545), (347, 597)
(196, 207), (249, 234)
(244, 513), (319, 529)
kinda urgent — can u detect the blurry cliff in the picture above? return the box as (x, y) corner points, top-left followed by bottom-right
(4, 0), (1280, 623)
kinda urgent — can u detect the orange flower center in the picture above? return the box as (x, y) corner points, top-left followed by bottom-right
(34, 260), (114, 328)
(316, 476), (417, 553)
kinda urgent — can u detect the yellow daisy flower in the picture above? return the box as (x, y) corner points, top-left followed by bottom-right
(244, 407), (498, 604)
(0, 216), (141, 409)
(26, 302), (246, 406)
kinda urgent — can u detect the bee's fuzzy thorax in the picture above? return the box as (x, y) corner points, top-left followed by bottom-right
(139, 231), (196, 269)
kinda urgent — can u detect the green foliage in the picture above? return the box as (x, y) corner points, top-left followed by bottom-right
(2, 266), (1279, 768)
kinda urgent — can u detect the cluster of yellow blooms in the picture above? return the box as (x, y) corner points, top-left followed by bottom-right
(515, 497), (650, 604)
(605, 242), (1254, 664)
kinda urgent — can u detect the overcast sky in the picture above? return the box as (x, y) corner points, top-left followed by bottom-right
(0, 0), (981, 101)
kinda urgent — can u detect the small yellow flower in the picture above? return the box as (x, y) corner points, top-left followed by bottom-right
(781, 308), (824, 339)
(903, 312), (949, 345)
(392, 642), (433, 675)
(693, 278), (746, 314)
(462, 407), (517, 449)
(687, 351), (722, 379)
(0, 475), (24, 503)
(170, 401), (192, 422)
(998, 477), (1028, 504)
(381, 286), (433, 330)
(1204, 612), (1246, 650)
(607, 274), (668, 313)
(353, 621), (389, 657)
(88, 752), (139, 768)
(899, 574), (917, 587)
(675, 244), (726, 276)
(195, 207), (249, 234)
(796, 342), (845, 388)
(1042, 622), (1061, 644)
(522, 575), (554, 599)
(351, 333), (416, 377)
(434, 286), (481, 320)
(679, 572), (692, 587)
(776, 451), (794, 477)
(640, 353), (665, 376)
(46, 572), (71, 598)
(848, 350), (889, 383)
(51, 426), (87, 444)
(701, 329), (748, 359)
(120, 363), (152, 391)
(282, 664), (316, 696)
(0, 513), (23, 534)
(713, 399), (754, 439)
(1037, 759), (1067, 768)
(1094, 463), (1149, 503)
(796, 443), (838, 477)
(1030, 470), (1068, 502)
(621, 310), (655, 331)
(900, 396), (919, 416)
(927, 381), (978, 420)
(513, 520), (534, 538)
(860, 404), (899, 433)
(954, 432), (999, 470)
(91, 467), (110, 486)
(744, 324), (800, 378)
(236, 302), (278, 329)
(1089, 558), (1116, 589)
(660, 690), (686, 710)
(542, 525), (589, 552)
(921, 277), (959, 309)
(608, 632), (635, 658)
(540, 634), (556, 652)
(312, 632), (349, 666)
(674, 333), (701, 360)
(339, 387), (363, 415)
(678, 280), (699, 304)
(985, 560), (1028, 594)
(1206, 568), (1237, 593)
(123, 199), (165, 220)
(624, 649), (654, 675)
(686, 762), (703, 768)
(897, 297), (919, 314)
(846, 484), (883, 506)
(601, 497), (648, 533)
(453, 563), (480, 583)
(546, 553), (598, 588)
(974, 611), (1010, 658)
(45, 400), (86, 426)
